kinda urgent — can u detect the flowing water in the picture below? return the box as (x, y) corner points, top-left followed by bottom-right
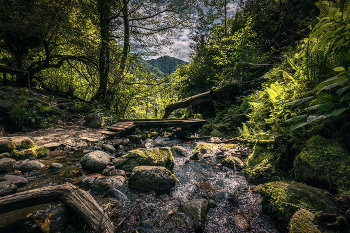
(0, 139), (279, 233)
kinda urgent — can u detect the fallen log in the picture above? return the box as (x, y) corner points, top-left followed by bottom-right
(0, 183), (114, 233)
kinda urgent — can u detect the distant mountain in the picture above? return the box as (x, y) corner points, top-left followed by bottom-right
(146, 56), (188, 75)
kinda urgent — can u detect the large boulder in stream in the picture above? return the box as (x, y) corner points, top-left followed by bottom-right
(0, 139), (16, 152)
(0, 158), (16, 173)
(294, 135), (350, 194)
(259, 181), (337, 231)
(179, 199), (209, 231)
(128, 166), (176, 194)
(0, 174), (28, 187)
(0, 181), (17, 196)
(80, 150), (110, 172)
(112, 147), (174, 172)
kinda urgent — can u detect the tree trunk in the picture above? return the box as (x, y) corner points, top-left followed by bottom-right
(118, 0), (130, 83)
(0, 183), (114, 233)
(93, 0), (111, 101)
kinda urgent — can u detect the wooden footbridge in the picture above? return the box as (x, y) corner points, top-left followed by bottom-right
(100, 118), (206, 136)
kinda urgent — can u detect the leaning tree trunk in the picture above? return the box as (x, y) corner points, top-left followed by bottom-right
(0, 183), (114, 233)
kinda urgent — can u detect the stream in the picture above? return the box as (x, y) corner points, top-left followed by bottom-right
(0, 137), (279, 233)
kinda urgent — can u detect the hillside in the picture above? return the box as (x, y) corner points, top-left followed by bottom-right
(145, 56), (188, 75)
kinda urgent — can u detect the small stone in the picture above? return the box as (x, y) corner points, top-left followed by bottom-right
(0, 152), (10, 158)
(103, 144), (116, 153)
(171, 146), (188, 157)
(96, 176), (126, 189)
(101, 165), (115, 175)
(42, 142), (61, 150)
(50, 163), (64, 169)
(107, 169), (125, 177)
(208, 199), (217, 208)
(0, 158), (16, 173)
(0, 175), (28, 187)
(214, 191), (238, 205)
(0, 181), (17, 196)
(129, 135), (143, 144)
(179, 199), (209, 231)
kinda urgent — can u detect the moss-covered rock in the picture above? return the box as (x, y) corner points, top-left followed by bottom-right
(259, 181), (336, 231)
(0, 139), (16, 153)
(190, 143), (216, 160)
(222, 156), (244, 171)
(294, 135), (350, 194)
(10, 146), (50, 159)
(112, 147), (174, 172)
(289, 209), (321, 233)
(244, 144), (275, 184)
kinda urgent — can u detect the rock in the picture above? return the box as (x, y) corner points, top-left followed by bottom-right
(289, 209), (320, 233)
(143, 139), (155, 149)
(103, 144), (116, 153)
(244, 144), (276, 184)
(0, 152), (10, 158)
(222, 156), (244, 171)
(80, 150), (110, 172)
(0, 181), (17, 196)
(0, 174), (28, 187)
(42, 142), (61, 150)
(49, 205), (69, 233)
(0, 158), (16, 173)
(259, 181), (337, 231)
(110, 138), (130, 147)
(171, 146), (188, 157)
(0, 139), (15, 153)
(294, 135), (350, 194)
(214, 191), (238, 205)
(13, 159), (45, 172)
(179, 199), (209, 231)
(105, 187), (129, 201)
(95, 175), (126, 189)
(112, 147), (174, 172)
(191, 143), (218, 160)
(20, 138), (35, 149)
(83, 149), (93, 155)
(208, 199), (217, 208)
(101, 165), (115, 175)
(50, 163), (64, 169)
(107, 169), (125, 177)
(128, 166), (176, 194)
(129, 135), (143, 144)
(85, 113), (104, 128)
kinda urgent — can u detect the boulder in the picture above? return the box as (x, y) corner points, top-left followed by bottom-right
(128, 166), (176, 194)
(20, 138), (35, 149)
(0, 158), (16, 173)
(0, 174), (28, 187)
(110, 138), (130, 147)
(85, 113), (104, 128)
(179, 199), (209, 231)
(171, 146), (188, 157)
(259, 181), (337, 231)
(0, 152), (10, 158)
(294, 135), (350, 194)
(13, 159), (45, 172)
(289, 209), (321, 233)
(222, 156), (244, 171)
(112, 147), (174, 172)
(0, 181), (17, 196)
(80, 150), (110, 172)
(214, 191), (238, 206)
(0, 139), (15, 153)
(103, 144), (116, 153)
(42, 142), (61, 150)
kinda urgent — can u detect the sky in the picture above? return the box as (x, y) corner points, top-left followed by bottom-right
(149, 2), (240, 62)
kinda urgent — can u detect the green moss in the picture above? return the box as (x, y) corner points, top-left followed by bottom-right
(10, 145), (50, 159)
(191, 143), (215, 160)
(289, 209), (321, 233)
(218, 144), (238, 151)
(244, 144), (276, 184)
(259, 181), (336, 231)
(294, 135), (350, 194)
(114, 147), (174, 172)
(222, 156), (244, 170)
